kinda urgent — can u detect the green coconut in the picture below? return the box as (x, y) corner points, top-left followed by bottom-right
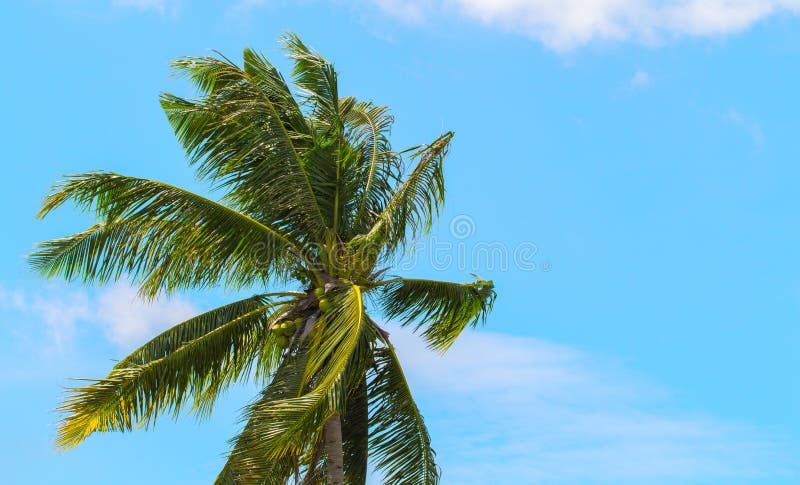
(276, 335), (289, 348)
(318, 298), (331, 312)
(314, 287), (325, 298)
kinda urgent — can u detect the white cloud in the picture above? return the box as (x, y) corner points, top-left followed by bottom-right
(0, 282), (197, 351)
(1, 284), (90, 351)
(629, 67), (651, 88)
(226, 0), (268, 21)
(725, 108), (765, 145)
(369, 0), (800, 50)
(110, 0), (180, 15)
(373, 0), (426, 23)
(94, 282), (197, 348)
(388, 326), (793, 484)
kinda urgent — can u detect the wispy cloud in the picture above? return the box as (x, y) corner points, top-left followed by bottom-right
(0, 282), (196, 352)
(226, 0), (268, 22)
(366, 0), (800, 50)
(388, 326), (794, 484)
(372, 0), (426, 24)
(93, 283), (197, 347)
(725, 108), (765, 145)
(2, 283), (793, 482)
(110, 0), (180, 16)
(629, 67), (652, 89)
(1, 284), (90, 351)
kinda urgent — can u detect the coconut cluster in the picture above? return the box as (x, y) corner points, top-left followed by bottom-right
(271, 286), (337, 350)
(271, 318), (301, 348)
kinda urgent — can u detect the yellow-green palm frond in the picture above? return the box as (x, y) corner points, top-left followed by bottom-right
(226, 284), (368, 463)
(55, 300), (288, 450)
(117, 293), (276, 368)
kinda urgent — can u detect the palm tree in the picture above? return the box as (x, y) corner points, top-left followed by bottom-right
(31, 33), (495, 485)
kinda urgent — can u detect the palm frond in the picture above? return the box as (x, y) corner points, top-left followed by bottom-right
(215, 454), (296, 485)
(32, 172), (303, 297)
(342, 376), (369, 485)
(116, 293), (280, 368)
(369, 344), (439, 485)
(218, 352), (311, 484)
(356, 132), (453, 258)
(281, 33), (342, 129)
(345, 102), (399, 236)
(55, 301), (287, 449)
(300, 435), (328, 485)
(377, 277), (495, 351)
(163, 51), (329, 240)
(228, 284), (368, 461)
(281, 33), (362, 238)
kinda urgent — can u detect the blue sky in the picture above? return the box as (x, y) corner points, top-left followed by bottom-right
(2, 1), (800, 483)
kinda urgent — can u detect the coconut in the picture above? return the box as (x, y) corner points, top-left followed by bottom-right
(276, 335), (289, 348)
(318, 299), (331, 312)
(314, 287), (325, 298)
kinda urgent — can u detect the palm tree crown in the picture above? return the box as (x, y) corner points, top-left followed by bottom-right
(31, 33), (496, 484)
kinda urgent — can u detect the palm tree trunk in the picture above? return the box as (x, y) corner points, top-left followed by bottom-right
(324, 414), (344, 484)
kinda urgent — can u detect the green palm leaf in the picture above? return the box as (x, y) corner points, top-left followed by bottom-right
(356, 132), (453, 259)
(117, 293), (276, 367)
(281, 33), (343, 130)
(346, 101), (399, 234)
(377, 277), (496, 351)
(56, 300), (287, 449)
(163, 51), (328, 239)
(33, 172), (304, 297)
(217, 351), (311, 484)
(342, 376), (369, 485)
(369, 344), (439, 485)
